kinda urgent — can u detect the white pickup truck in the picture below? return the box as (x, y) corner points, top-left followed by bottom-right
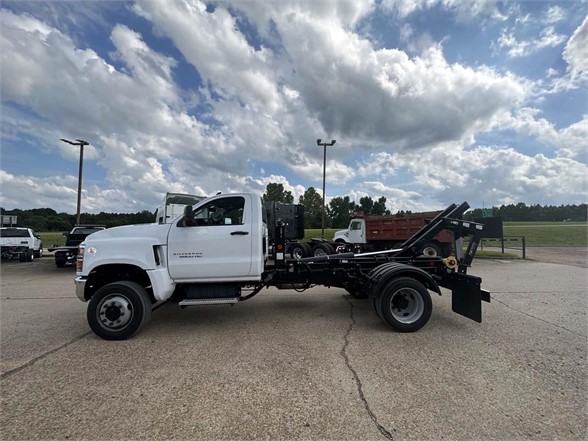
(0, 227), (43, 262)
(75, 193), (490, 340)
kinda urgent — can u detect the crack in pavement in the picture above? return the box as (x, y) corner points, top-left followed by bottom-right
(492, 297), (587, 339)
(341, 296), (394, 441)
(0, 331), (92, 380)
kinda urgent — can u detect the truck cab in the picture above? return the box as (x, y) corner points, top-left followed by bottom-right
(334, 219), (365, 244)
(76, 193), (267, 305)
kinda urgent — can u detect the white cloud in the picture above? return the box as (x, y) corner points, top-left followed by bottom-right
(495, 26), (567, 58)
(381, 0), (503, 21)
(544, 6), (566, 25)
(358, 145), (588, 206)
(563, 15), (588, 82)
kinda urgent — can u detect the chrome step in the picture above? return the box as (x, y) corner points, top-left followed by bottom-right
(179, 297), (240, 306)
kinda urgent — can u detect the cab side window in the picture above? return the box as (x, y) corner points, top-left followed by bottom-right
(191, 197), (245, 226)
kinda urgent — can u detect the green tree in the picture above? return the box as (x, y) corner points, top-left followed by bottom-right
(328, 196), (355, 228)
(372, 196), (389, 215)
(262, 183), (294, 203)
(299, 187), (323, 228)
(355, 196), (374, 214)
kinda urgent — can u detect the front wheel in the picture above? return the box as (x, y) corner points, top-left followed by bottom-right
(374, 277), (432, 332)
(87, 281), (152, 340)
(34, 245), (43, 258)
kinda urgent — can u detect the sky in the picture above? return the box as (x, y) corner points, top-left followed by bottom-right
(1, 0), (587, 215)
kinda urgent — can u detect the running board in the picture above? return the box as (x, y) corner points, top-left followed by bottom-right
(179, 297), (240, 306)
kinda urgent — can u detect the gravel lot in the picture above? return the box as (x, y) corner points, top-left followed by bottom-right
(1, 254), (586, 440)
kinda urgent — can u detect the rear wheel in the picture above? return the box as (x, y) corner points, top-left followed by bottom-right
(301, 243), (312, 257)
(374, 277), (432, 332)
(87, 281), (152, 340)
(313, 243), (335, 257)
(27, 250), (34, 262)
(289, 243), (306, 260)
(420, 242), (441, 257)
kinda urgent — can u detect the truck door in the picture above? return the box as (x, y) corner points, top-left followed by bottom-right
(348, 220), (366, 244)
(167, 195), (253, 281)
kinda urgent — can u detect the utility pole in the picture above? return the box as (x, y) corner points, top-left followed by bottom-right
(316, 138), (336, 239)
(60, 138), (89, 225)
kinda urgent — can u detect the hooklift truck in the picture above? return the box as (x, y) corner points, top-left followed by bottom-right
(74, 193), (490, 340)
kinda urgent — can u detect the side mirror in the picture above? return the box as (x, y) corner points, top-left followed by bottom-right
(62, 232), (68, 238)
(181, 205), (194, 227)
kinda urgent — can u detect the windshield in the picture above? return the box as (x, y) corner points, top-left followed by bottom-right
(0, 229), (29, 238)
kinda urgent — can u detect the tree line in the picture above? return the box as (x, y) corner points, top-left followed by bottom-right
(2, 184), (586, 231)
(0, 207), (154, 232)
(263, 183), (588, 228)
(464, 203), (587, 222)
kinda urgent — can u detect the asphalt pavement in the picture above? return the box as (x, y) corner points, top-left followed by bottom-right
(0, 255), (586, 440)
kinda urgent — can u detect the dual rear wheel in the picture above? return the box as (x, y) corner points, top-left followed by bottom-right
(370, 277), (432, 332)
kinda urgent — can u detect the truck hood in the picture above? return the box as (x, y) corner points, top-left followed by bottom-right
(83, 223), (170, 246)
(333, 229), (349, 242)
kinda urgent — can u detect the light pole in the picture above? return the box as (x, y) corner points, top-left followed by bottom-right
(316, 138), (336, 239)
(60, 138), (89, 225)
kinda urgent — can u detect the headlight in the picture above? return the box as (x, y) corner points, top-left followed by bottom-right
(76, 245), (85, 272)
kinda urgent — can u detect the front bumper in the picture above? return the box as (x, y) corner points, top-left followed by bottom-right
(75, 276), (87, 302)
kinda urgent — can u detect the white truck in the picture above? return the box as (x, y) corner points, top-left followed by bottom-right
(0, 227), (43, 262)
(75, 192), (490, 340)
(155, 192), (206, 224)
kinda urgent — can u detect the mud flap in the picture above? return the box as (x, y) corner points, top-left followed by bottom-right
(451, 274), (485, 323)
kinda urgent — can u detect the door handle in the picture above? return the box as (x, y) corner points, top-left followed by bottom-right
(230, 231), (249, 235)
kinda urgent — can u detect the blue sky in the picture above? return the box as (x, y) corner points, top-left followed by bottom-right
(1, 0), (586, 214)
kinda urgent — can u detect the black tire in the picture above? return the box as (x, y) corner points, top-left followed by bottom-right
(313, 243), (335, 257)
(374, 277), (432, 332)
(55, 259), (66, 268)
(289, 243), (306, 260)
(301, 243), (312, 257)
(420, 242), (441, 257)
(19, 252), (26, 262)
(34, 245), (43, 258)
(27, 250), (34, 262)
(87, 281), (152, 340)
(371, 297), (382, 319)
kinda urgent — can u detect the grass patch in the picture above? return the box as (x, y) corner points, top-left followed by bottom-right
(304, 229), (338, 241)
(503, 222), (587, 247)
(39, 232), (66, 247)
(475, 250), (519, 259)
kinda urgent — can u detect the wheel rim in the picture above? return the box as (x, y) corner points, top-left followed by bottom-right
(97, 294), (133, 330)
(292, 247), (303, 259)
(421, 246), (438, 257)
(389, 288), (424, 324)
(314, 247), (327, 257)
